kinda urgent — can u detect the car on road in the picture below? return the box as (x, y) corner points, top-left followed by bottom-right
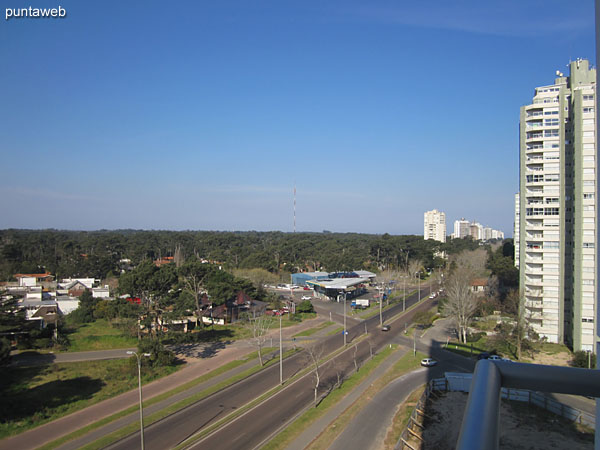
(381, 325), (391, 331)
(477, 352), (490, 360)
(488, 355), (502, 361)
(421, 358), (438, 367)
(301, 295), (312, 300)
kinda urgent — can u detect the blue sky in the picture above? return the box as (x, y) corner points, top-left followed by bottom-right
(0, 0), (595, 235)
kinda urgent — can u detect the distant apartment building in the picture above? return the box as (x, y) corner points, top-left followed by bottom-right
(453, 218), (471, 239)
(517, 59), (596, 351)
(451, 219), (504, 241)
(424, 209), (446, 243)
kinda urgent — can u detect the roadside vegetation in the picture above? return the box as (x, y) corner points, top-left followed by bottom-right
(0, 358), (179, 439)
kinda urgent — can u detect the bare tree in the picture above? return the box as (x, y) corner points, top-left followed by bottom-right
(367, 339), (374, 359)
(503, 289), (541, 360)
(249, 315), (273, 366)
(407, 258), (423, 282)
(451, 249), (488, 277)
(174, 243), (184, 268)
(444, 265), (479, 343)
(352, 343), (359, 372)
(306, 344), (325, 405)
(332, 358), (345, 389)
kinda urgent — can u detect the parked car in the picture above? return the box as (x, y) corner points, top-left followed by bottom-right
(477, 352), (490, 360)
(421, 358), (438, 367)
(381, 325), (391, 331)
(501, 358), (513, 362)
(303, 286), (311, 290)
(301, 295), (312, 300)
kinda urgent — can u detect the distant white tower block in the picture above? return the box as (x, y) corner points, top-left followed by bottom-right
(424, 209), (446, 243)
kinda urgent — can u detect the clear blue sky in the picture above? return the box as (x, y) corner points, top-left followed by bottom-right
(0, 0), (595, 235)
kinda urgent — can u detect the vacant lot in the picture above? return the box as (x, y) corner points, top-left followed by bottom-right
(413, 391), (593, 449)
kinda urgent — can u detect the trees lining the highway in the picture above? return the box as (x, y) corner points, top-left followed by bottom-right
(248, 315), (273, 366)
(443, 264), (479, 344)
(306, 344), (325, 405)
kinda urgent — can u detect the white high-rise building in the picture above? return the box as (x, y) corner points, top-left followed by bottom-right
(517, 59), (596, 351)
(453, 218), (471, 239)
(514, 193), (520, 268)
(424, 209), (446, 243)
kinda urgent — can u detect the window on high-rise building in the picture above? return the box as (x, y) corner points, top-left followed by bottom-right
(583, 95), (594, 101)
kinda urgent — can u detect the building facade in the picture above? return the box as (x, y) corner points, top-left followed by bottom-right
(453, 218), (471, 239)
(518, 59), (597, 351)
(424, 209), (446, 243)
(514, 193), (520, 268)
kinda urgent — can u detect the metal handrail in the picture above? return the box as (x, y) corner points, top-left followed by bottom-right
(456, 360), (600, 450)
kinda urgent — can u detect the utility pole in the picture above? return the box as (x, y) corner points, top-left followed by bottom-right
(417, 272), (421, 302)
(379, 287), (383, 326)
(279, 313), (283, 385)
(364, 322), (367, 335)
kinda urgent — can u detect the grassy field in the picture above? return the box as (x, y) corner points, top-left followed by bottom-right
(0, 359), (179, 438)
(63, 319), (137, 352)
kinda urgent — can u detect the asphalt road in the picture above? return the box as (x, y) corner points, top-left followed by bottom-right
(106, 289), (434, 450)
(329, 367), (430, 450)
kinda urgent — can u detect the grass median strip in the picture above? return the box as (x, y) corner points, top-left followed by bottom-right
(293, 321), (334, 337)
(39, 347), (284, 450)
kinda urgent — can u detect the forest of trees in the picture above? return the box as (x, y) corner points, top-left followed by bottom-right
(0, 229), (483, 281)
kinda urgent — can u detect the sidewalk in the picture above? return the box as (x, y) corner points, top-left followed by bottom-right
(286, 345), (409, 450)
(0, 316), (324, 450)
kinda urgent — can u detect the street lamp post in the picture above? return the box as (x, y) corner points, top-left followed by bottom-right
(403, 276), (406, 312)
(127, 351), (151, 450)
(416, 272), (421, 303)
(379, 284), (383, 327)
(343, 292), (347, 346)
(279, 313), (283, 385)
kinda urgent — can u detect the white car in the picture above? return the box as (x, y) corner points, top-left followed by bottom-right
(488, 355), (502, 361)
(421, 358), (438, 367)
(301, 295), (312, 300)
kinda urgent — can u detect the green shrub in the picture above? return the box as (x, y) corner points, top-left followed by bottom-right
(138, 338), (176, 367)
(296, 300), (314, 313)
(466, 332), (486, 343)
(571, 350), (595, 368)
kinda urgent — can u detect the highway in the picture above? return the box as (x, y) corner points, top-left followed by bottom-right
(107, 289), (434, 450)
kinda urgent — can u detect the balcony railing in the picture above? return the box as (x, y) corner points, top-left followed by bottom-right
(456, 361), (600, 450)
